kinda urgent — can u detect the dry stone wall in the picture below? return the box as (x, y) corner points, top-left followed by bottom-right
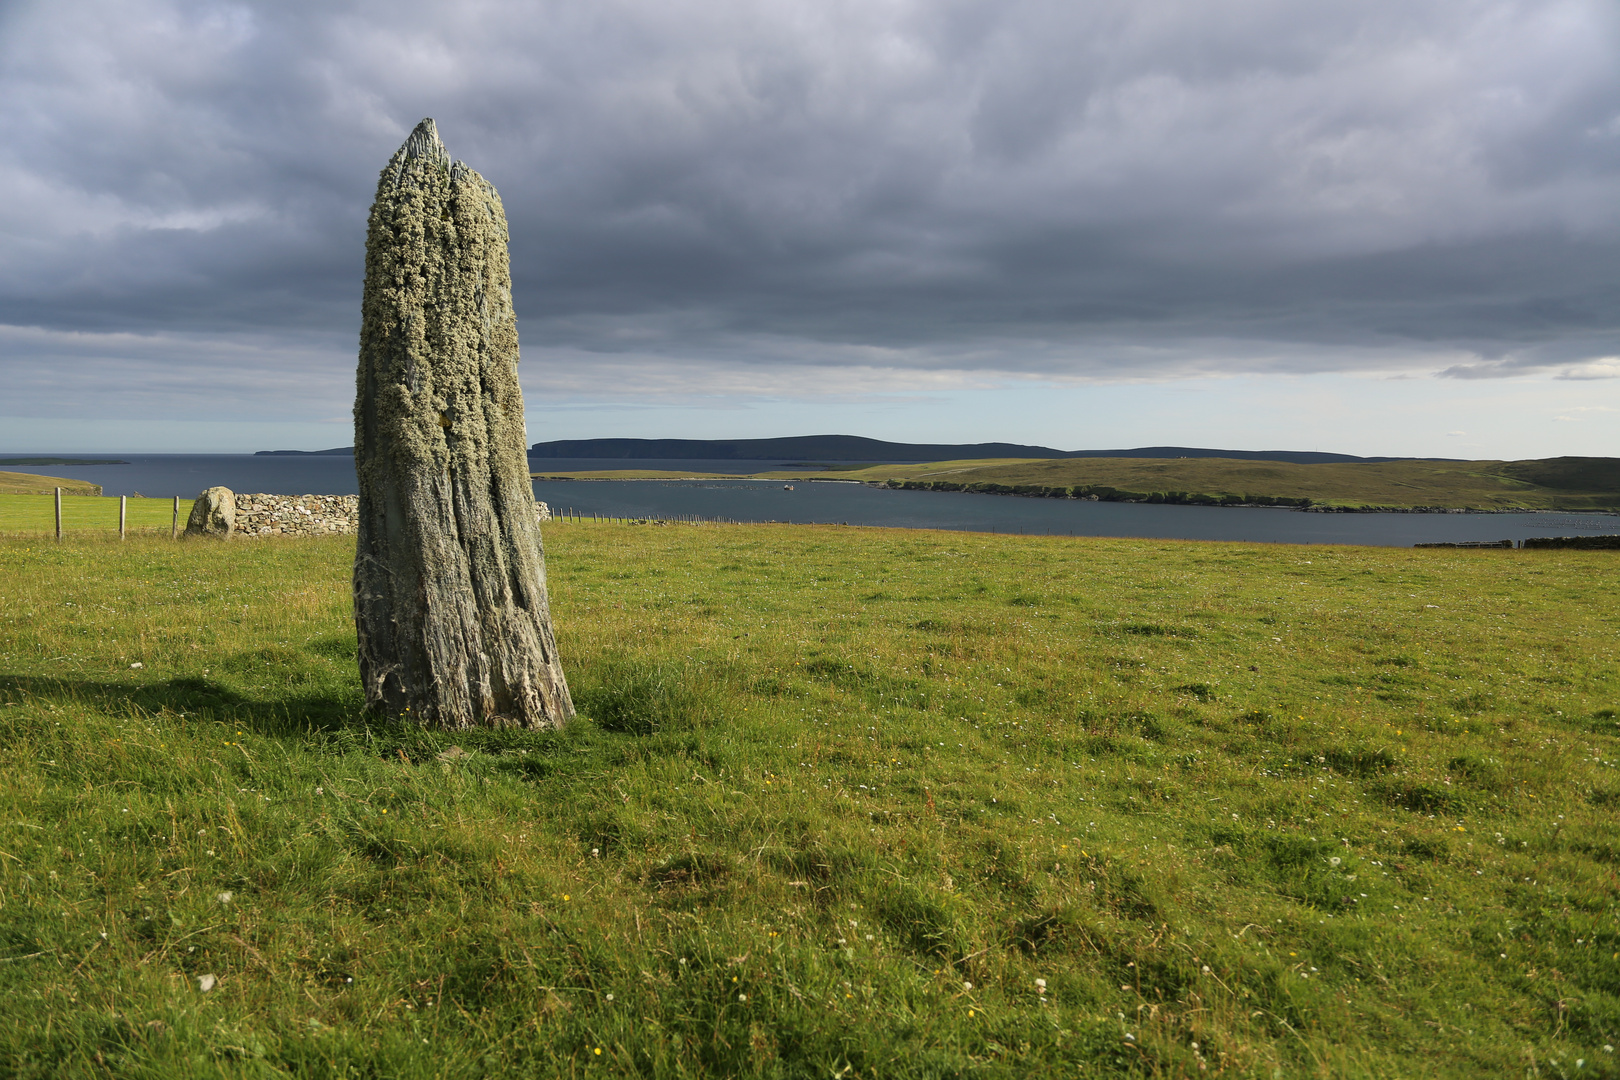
(227, 493), (551, 536)
(234, 494), (359, 536)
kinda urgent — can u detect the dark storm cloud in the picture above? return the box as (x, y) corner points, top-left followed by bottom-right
(2, 0), (1618, 416)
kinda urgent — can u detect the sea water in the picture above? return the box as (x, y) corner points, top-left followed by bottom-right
(4, 454), (1611, 547)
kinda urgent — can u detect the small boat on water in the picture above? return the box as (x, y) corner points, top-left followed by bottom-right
(783, 484), (795, 491)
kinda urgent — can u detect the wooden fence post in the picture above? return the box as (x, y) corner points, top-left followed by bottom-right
(119, 495), (127, 540)
(172, 495), (180, 539)
(55, 487), (62, 541)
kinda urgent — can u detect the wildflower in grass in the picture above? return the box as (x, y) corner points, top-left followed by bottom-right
(1035, 978), (1047, 994)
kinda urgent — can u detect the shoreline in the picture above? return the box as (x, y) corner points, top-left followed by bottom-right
(532, 472), (1620, 515)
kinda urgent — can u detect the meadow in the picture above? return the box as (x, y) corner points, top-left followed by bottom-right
(0, 472), (103, 497)
(827, 456), (1620, 512)
(0, 493), (179, 533)
(0, 521), (1616, 1078)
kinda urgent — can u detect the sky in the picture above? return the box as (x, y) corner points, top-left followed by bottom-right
(2, 0), (1618, 459)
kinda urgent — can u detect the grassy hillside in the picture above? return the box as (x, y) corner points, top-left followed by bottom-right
(0, 471), (102, 496)
(0, 527), (1616, 1077)
(825, 456), (1620, 511)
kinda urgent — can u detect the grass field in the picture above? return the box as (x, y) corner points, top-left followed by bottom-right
(827, 457), (1620, 512)
(533, 455), (1620, 512)
(0, 494), (180, 534)
(0, 472), (103, 497)
(0, 525), (1616, 1077)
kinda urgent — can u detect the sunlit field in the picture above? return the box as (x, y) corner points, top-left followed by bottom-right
(0, 524), (1615, 1078)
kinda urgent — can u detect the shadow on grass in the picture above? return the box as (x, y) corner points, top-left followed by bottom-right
(0, 672), (363, 734)
(0, 668), (702, 785)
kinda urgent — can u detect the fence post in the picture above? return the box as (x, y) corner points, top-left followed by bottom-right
(55, 487), (62, 540)
(172, 495), (180, 539)
(120, 495), (127, 540)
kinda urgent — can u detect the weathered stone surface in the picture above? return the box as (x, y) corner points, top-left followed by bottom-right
(185, 486), (236, 538)
(353, 119), (572, 730)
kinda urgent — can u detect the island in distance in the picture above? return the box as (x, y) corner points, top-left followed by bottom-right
(259, 436), (1423, 466)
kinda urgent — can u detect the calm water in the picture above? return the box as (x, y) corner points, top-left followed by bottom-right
(536, 478), (1615, 547)
(0, 455), (815, 498)
(6, 454), (1613, 547)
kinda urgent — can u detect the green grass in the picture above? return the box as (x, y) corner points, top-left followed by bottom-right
(816, 456), (1620, 511)
(526, 455), (1620, 511)
(0, 472), (103, 497)
(0, 494), (180, 533)
(1, 525), (1617, 1078)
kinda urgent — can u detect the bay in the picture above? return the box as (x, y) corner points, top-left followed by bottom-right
(4, 454), (1612, 547)
(0, 455), (816, 498)
(536, 478), (1615, 547)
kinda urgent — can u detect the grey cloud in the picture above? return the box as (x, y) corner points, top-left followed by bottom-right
(1, 0), (1618, 417)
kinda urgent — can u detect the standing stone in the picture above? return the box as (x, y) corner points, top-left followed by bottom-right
(185, 487), (236, 538)
(353, 118), (573, 729)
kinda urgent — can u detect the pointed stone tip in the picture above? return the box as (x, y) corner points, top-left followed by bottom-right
(400, 118), (447, 165)
(383, 118), (453, 192)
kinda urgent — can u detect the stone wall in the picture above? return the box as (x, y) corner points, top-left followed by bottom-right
(234, 493), (360, 536)
(1521, 534), (1620, 550)
(229, 493), (551, 536)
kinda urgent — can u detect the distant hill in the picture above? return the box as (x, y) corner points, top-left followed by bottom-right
(527, 436), (1412, 464)
(1495, 456), (1620, 492)
(841, 455), (1620, 511)
(255, 447), (355, 456)
(527, 436), (1065, 461)
(1060, 446), (1425, 465)
(260, 437), (1439, 466)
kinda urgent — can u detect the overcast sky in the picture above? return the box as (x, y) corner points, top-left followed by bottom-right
(2, 0), (1618, 457)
